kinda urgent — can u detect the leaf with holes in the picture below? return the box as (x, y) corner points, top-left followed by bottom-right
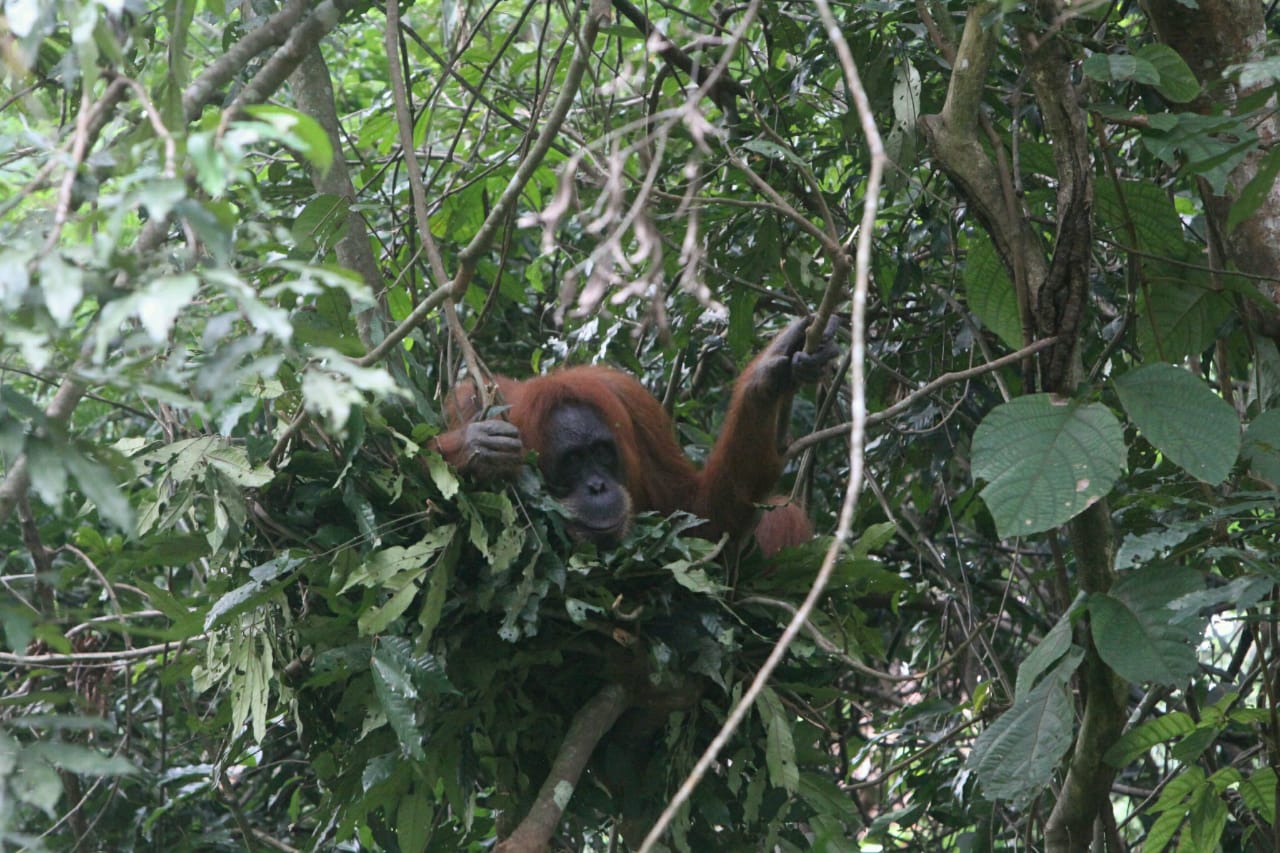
(972, 395), (1125, 537)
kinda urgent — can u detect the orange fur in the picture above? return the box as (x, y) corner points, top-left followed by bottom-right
(435, 354), (813, 552)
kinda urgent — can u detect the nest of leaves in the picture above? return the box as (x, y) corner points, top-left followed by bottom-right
(219, 396), (880, 848)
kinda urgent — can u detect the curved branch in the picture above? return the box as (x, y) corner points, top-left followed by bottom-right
(494, 683), (630, 853)
(637, 0), (886, 845)
(219, 0), (366, 130)
(0, 638), (204, 667)
(785, 336), (1059, 457)
(182, 0), (311, 121)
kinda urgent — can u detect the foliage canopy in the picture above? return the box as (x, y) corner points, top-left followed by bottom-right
(4, 0), (1280, 850)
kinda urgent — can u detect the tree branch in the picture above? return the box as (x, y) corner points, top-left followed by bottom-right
(289, 48), (384, 348)
(918, 4), (1050, 306)
(452, 0), (611, 299)
(219, 0), (367, 131)
(785, 336), (1059, 458)
(182, 0), (311, 121)
(494, 683), (630, 853)
(637, 0), (885, 844)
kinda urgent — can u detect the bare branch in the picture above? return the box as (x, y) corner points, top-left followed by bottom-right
(182, 0), (311, 121)
(494, 684), (630, 853)
(637, 2), (886, 845)
(0, 639), (203, 667)
(786, 336), (1060, 458)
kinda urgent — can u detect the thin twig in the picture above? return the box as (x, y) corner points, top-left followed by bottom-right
(0, 639), (204, 667)
(786, 336), (1058, 458)
(637, 3), (886, 846)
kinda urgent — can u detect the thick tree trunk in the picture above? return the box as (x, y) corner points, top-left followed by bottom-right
(920, 4), (1125, 848)
(1144, 0), (1280, 330)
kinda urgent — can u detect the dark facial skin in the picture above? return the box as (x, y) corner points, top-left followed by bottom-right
(542, 403), (632, 545)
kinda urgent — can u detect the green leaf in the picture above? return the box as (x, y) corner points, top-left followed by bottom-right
(728, 288), (759, 359)
(205, 556), (300, 630)
(418, 538), (457, 644)
(292, 194), (349, 252)
(741, 138), (810, 169)
(1230, 145), (1280, 231)
(851, 521), (896, 558)
(797, 774), (864, 830)
(756, 686), (799, 793)
(25, 439), (68, 508)
(1094, 180), (1187, 258)
(1014, 612), (1077, 703)
(1238, 768), (1277, 825)
(1115, 517), (1201, 569)
(372, 639), (425, 760)
(964, 234), (1021, 349)
(206, 444), (274, 487)
(341, 526), (456, 592)
(425, 451), (460, 499)
(243, 105), (334, 173)
(1114, 364), (1240, 484)
(39, 254), (84, 325)
(137, 274), (199, 343)
(968, 649), (1080, 802)
(1170, 725), (1217, 763)
(1082, 53), (1159, 86)
(1089, 565), (1204, 685)
(972, 395), (1125, 537)
(664, 558), (726, 594)
(1141, 113), (1257, 194)
(1105, 711), (1195, 767)
(63, 449), (134, 532)
(1146, 768), (1204, 853)
(1243, 409), (1280, 486)
(1186, 778), (1229, 851)
(25, 741), (137, 777)
(1135, 275), (1230, 362)
(359, 575), (424, 636)
(396, 788), (434, 853)
(1135, 44), (1201, 103)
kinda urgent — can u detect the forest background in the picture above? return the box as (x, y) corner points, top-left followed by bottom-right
(3, 0), (1280, 850)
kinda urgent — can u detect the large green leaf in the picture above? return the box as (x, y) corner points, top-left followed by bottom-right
(967, 648), (1081, 802)
(757, 686), (799, 793)
(1229, 145), (1280, 231)
(1242, 408), (1280, 486)
(1094, 180), (1186, 259)
(972, 395), (1125, 537)
(1082, 53), (1159, 86)
(1013, 612), (1077, 703)
(1136, 44), (1201, 103)
(1105, 711), (1195, 767)
(1136, 275), (1231, 363)
(1239, 768), (1278, 825)
(372, 637), (426, 761)
(964, 234), (1021, 350)
(1089, 564), (1205, 686)
(1114, 364), (1240, 484)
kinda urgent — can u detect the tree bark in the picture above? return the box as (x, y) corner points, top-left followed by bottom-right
(1144, 0), (1280, 329)
(494, 684), (630, 853)
(288, 48), (384, 348)
(921, 5), (1126, 848)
